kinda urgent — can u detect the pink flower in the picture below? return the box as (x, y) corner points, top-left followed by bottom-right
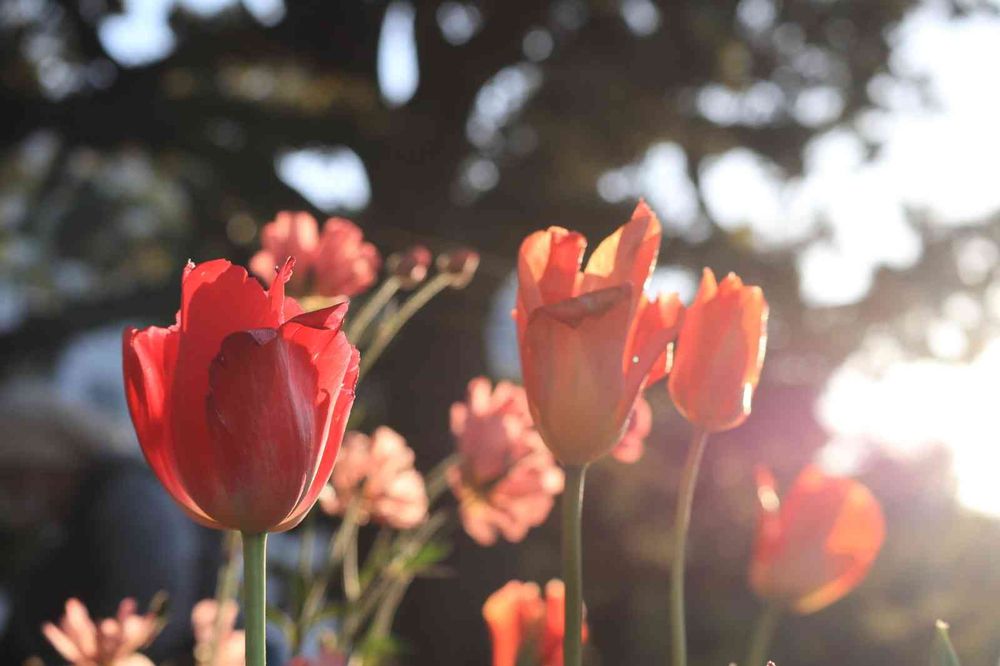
(288, 652), (347, 666)
(313, 218), (381, 297)
(610, 393), (652, 464)
(249, 212), (380, 297)
(191, 599), (244, 666)
(42, 598), (161, 666)
(319, 427), (428, 529)
(447, 377), (564, 546)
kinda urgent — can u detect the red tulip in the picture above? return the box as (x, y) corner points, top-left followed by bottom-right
(483, 580), (586, 666)
(515, 201), (684, 464)
(749, 466), (886, 614)
(668, 268), (767, 433)
(123, 258), (359, 533)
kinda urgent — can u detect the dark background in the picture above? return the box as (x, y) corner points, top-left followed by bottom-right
(4, 0), (1000, 664)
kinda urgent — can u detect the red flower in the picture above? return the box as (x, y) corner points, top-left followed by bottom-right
(249, 212), (380, 298)
(515, 202), (684, 464)
(123, 258), (359, 533)
(483, 580), (586, 666)
(668, 269), (767, 433)
(749, 466), (886, 614)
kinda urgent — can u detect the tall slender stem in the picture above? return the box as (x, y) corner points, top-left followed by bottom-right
(745, 603), (780, 666)
(358, 273), (453, 379)
(242, 532), (268, 666)
(562, 464), (587, 666)
(204, 531), (241, 665)
(345, 277), (400, 344)
(670, 429), (709, 666)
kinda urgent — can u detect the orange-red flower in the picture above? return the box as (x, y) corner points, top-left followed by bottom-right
(250, 212), (380, 298)
(515, 202), (684, 464)
(42, 598), (161, 666)
(668, 268), (767, 433)
(483, 580), (586, 666)
(319, 426), (428, 530)
(749, 466), (886, 614)
(123, 258), (359, 533)
(447, 377), (563, 545)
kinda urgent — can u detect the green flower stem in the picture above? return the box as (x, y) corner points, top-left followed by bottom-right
(345, 277), (401, 344)
(745, 603), (781, 666)
(670, 428), (709, 666)
(562, 464), (587, 666)
(358, 272), (454, 379)
(242, 532), (268, 666)
(300, 499), (361, 631)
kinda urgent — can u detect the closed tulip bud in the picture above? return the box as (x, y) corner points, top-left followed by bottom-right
(483, 580), (586, 666)
(437, 248), (480, 288)
(668, 268), (767, 433)
(515, 202), (683, 464)
(123, 258), (359, 533)
(386, 245), (432, 289)
(749, 466), (885, 614)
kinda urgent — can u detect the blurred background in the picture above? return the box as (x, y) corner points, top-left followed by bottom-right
(3, 0), (1000, 664)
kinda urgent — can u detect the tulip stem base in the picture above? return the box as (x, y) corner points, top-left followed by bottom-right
(242, 532), (268, 666)
(670, 428), (709, 666)
(563, 463), (587, 666)
(745, 603), (781, 666)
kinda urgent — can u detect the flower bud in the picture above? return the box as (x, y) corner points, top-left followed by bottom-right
(386, 245), (432, 289)
(437, 248), (480, 288)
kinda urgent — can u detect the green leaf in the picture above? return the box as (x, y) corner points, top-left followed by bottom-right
(931, 620), (961, 666)
(404, 539), (452, 572)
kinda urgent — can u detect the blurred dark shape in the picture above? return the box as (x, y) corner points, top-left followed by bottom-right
(436, 247), (480, 288)
(386, 245), (432, 289)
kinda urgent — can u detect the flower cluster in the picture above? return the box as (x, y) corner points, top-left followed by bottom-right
(42, 598), (162, 666)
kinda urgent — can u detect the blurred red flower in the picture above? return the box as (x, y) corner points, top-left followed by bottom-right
(668, 268), (768, 433)
(610, 393), (652, 464)
(319, 426), (428, 530)
(515, 201), (684, 464)
(447, 377), (563, 545)
(42, 598), (160, 666)
(483, 579), (586, 666)
(250, 212), (380, 297)
(123, 258), (359, 533)
(749, 466), (886, 614)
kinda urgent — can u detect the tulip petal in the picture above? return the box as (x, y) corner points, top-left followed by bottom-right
(625, 292), (684, 394)
(517, 227), (586, 317)
(123, 326), (221, 528)
(199, 329), (319, 532)
(521, 285), (633, 464)
(581, 201), (661, 300)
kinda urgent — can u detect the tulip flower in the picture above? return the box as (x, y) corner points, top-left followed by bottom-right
(447, 377), (564, 545)
(744, 466), (884, 666)
(42, 597), (162, 666)
(249, 212), (380, 298)
(668, 268), (768, 434)
(749, 465), (885, 614)
(516, 201), (682, 666)
(319, 426), (429, 530)
(483, 580), (586, 666)
(191, 599), (244, 666)
(516, 202), (683, 465)
(666, 268), (767, 666)
(123, 258), (359, 666)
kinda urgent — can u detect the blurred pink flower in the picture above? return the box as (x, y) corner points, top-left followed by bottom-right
(249, 211), (320, 290)
(287, 652), (347, 666)
(249, 212), (380, 297)
(42, 598), (160, 666)
(313, 217), (381, 297)
(447, 377), (564, 546)
(191, 599), (244, 666)
(610, 393), (652, 464)
(320, 426), (428, 529)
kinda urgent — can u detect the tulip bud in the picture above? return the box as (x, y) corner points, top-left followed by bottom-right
(437, 248), (480, 288)
(386, 245), (432, 289)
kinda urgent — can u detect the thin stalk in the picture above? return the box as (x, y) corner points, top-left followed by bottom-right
(670, 428), (709, 666)
(346, 277), (401, 344)
(343, 530), (362, 603)
(358, 272), (454, 379)
(300, 499), (361, 630)
(423, 452), (461, 503)
(744, 604), (781, 666)
(242, 532), (268, 666)
(562, 464), (587, 666)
